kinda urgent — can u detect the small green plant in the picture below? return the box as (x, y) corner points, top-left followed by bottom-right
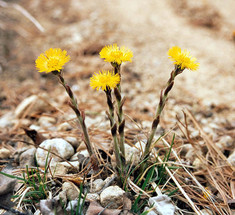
(131, 135), (177, 214)
(60, 183), (87, 215)
(0, 151), (50, 209)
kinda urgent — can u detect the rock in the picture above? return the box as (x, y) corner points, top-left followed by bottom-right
(29, 124), (41, 131)
(54, 161), (79, 175)
(0, 169), (17, 196)
(193, 158), (203, 169)
(0, 112), (15, 128)
(90, 179), (105, 193)
(40, 199), (63, 215)
(36, 138), (74, 167)
(228, 150), (235, 167)
(0, 148), (11, 159)
(54, 190), (67, 205)
(216, 135), (234, 152)
(124, 144), (140, 165)
(185, 147), (202, 162)
(78, 149), (89, 158)
(62, 182), (80, 200)
(66, 199), (83, 212)
(38, 116), (56, 128)
(86, 201), (121, 215)
(19, 147), (36, 167)
(57, 122), (73, 131)
(65, 136), (80, 148)
(70, 152), (80, 161)
(149, 195), (175, 215)
(144, 207), (157, 215)
(15, 94), (51, 118)
(100, 186), (125, 209)
(86, 193), (100, 201)
(199, 208), (213, 215)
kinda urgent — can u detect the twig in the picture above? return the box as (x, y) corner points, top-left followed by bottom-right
(0, 0), (45, 32)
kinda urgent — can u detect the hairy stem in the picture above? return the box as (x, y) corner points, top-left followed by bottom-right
(55, 72), (95, 157)
(140, 66), (183, 171)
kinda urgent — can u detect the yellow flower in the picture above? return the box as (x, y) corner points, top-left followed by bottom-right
(90, 70), (120, 91)
(100, 44), (133, 65)
(35, 48), (70, 73)
(168, 46), (199, 71)
(203, 187), (212, 200)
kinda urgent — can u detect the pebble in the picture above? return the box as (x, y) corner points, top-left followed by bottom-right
(192, 158), (203, 169)
(144, 207), (157, 215)
(100, 186), (125, 209)
(124, 144), (140, 165)
(149, 195), (175, 215)
(90, 179), (105, 193)
(0, 148), (11, 159)
(19, 147), (36, 167)
(228, 150), (235, 167)
(0, 112), (15, 128)
(38, 116), (56, 128)
(57, 122), (73, 131)
(62, 181), (80, 200)
(216, 135), (234, 152)
(14, 94), (50, 118)
(66, 199), (83, 212)
(199, 208), (213, 215)
(86, 193), (99, 201)
(36, 138), (74, 167)
(54, 161), (79, 175)
(65, 136), (80, 148)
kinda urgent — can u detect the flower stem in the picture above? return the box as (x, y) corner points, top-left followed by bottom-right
(114, 87), (125, 163)
(112, 63), (126, 163)
(55, 72), (95, 157)
(105, 89), (122, 171)
(140, 66), (183, 171)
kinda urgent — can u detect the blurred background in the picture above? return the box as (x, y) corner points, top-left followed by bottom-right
(1, 0), (235, 118)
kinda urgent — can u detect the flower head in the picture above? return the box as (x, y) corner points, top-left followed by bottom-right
(168, 46), (199, 71)
(100, 44), (133, 65)
(35, 48), (70, 73)
(90, 70), (120, 91)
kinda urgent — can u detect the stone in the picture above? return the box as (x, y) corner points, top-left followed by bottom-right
(54, 190), (67, 205)
(36, 138), (74, 167)
(19, 147), (36, 167)
(199, 208), (213, 215)
(149, 195), (175, 215)
(70, 152), (80, 161)
(100, 186), (125, 209)
(62, 182), (80, 200)
(38, 116), (56, 128)
(124, 144), (140, 165)
(144, 207), (158, 215)
(0, 112), (15, 128)
(228, 150), (235, 167)
(90, 179), (105, 193)
(193, 158), (203, 169)
(0, 148), (11, 159)
(14, 94), (51, 118)
(65, 136), (80, 148)
(216, 135), (234, 152)
(86, 193), (99, 201)
(54, 161), (79, 175)
(66, 199), (83, 212)
(57, 122), (73, 131)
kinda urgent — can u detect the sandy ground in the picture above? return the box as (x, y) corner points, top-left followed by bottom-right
(1, 0), (235, 117)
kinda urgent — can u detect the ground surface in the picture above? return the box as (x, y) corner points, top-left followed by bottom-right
(0, 0), (235, 214)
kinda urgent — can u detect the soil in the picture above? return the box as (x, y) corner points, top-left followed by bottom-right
(0, 0), (235, 214)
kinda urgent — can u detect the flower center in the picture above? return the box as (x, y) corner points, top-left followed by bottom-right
(111, 50), (123, 59)
(47, 58), (60, 70)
